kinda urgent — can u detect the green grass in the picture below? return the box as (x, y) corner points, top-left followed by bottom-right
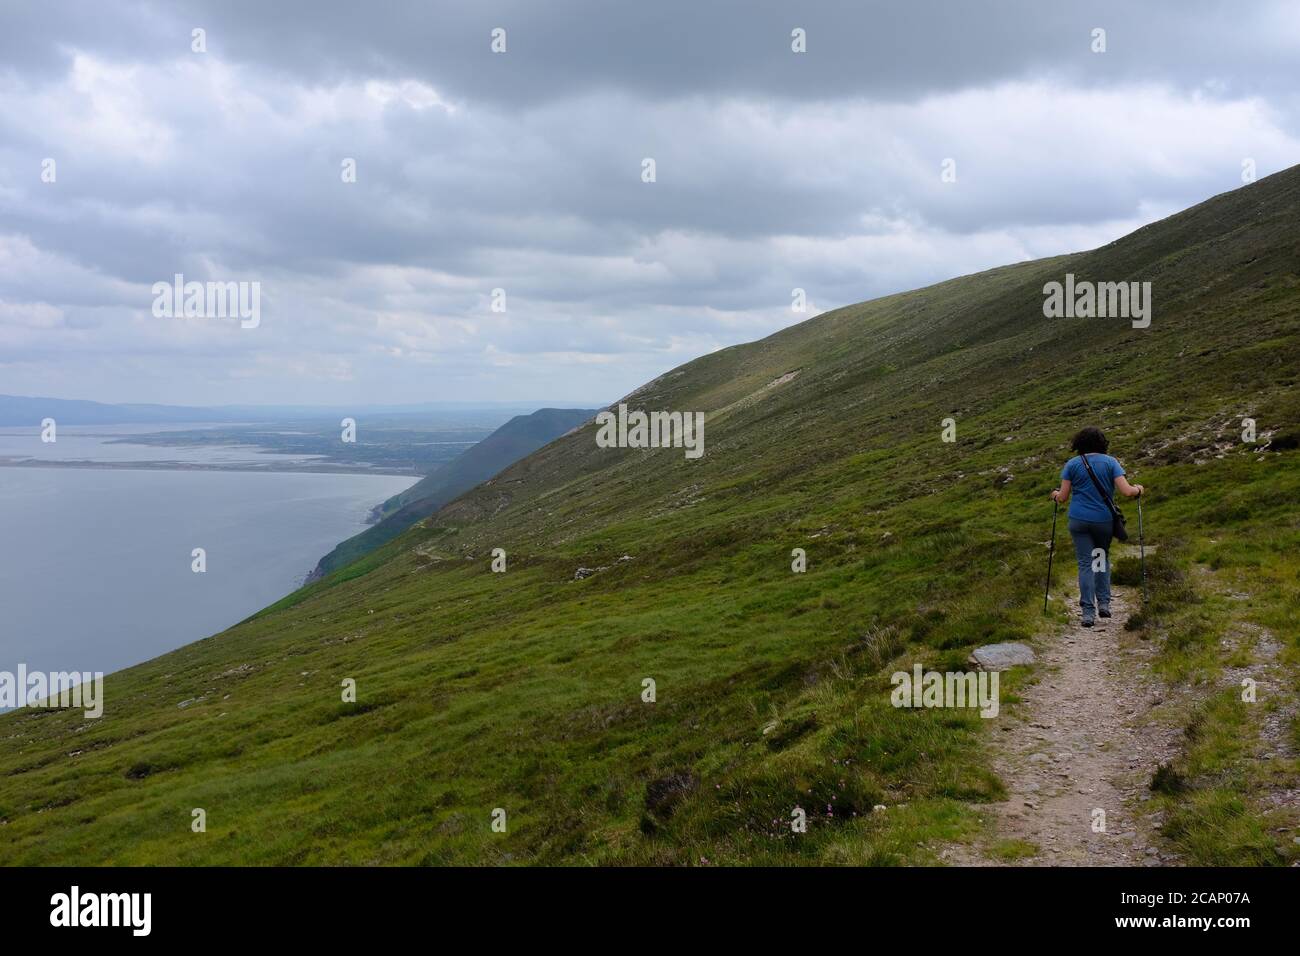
(1, 167), (1298, 865)
(990, 838), (1040, 862)
(1130, 539), (1300, 866)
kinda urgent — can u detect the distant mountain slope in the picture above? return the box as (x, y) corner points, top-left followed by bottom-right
(309, 407), (596, 579)
(0, 394), (552, 426)
(0, 394), (240, 426)
(2, 167), (1297, 866)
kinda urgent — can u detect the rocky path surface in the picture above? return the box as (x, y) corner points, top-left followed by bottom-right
(945, 584), (1184, 866)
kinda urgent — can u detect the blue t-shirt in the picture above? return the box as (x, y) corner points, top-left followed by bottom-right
(1061, 453), (1125, 522)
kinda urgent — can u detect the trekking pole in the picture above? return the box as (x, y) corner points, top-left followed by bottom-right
(1043, 497), (1059, 613)
(1137, 491), (1148, 605)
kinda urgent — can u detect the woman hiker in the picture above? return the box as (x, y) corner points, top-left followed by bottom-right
(1049, 427), (1144, 626)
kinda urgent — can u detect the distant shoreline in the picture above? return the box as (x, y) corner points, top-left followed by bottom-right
(0, 458), (422, 478)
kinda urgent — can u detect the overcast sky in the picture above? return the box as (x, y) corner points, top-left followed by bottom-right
(1, 0), (1297, 406)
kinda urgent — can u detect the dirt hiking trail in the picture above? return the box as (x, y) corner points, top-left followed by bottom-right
(945, 579), (1185, 866)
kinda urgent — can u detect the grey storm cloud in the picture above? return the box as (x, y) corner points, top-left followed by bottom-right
(6, 0), (1297, 107)
(1, 0), (1298, 404)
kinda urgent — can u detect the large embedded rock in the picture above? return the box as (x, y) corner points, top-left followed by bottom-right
(967, 642), (1036, 671)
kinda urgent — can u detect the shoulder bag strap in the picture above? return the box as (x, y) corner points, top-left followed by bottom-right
(1079, 453), (1120, 518)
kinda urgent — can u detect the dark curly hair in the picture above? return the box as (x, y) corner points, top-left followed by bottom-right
(1071, 426), (1109, 454)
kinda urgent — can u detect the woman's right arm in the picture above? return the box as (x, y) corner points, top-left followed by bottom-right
(1115, 474), (1144, 498)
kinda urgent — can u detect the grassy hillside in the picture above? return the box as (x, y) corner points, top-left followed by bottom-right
(2, 168), (1298, 865)
(311, 407), (596, 579)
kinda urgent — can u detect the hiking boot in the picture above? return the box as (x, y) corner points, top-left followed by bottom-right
(1099, 607), (1112, 618)
(1081, 615), (1095, 627)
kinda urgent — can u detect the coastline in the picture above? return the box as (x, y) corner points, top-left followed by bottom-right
(0, 457), (421, 478)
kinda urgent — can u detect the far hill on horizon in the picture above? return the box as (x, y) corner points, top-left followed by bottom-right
(0, 395), (602, 427)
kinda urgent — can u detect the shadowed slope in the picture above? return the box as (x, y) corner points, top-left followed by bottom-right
(311, 407), (596, 579)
